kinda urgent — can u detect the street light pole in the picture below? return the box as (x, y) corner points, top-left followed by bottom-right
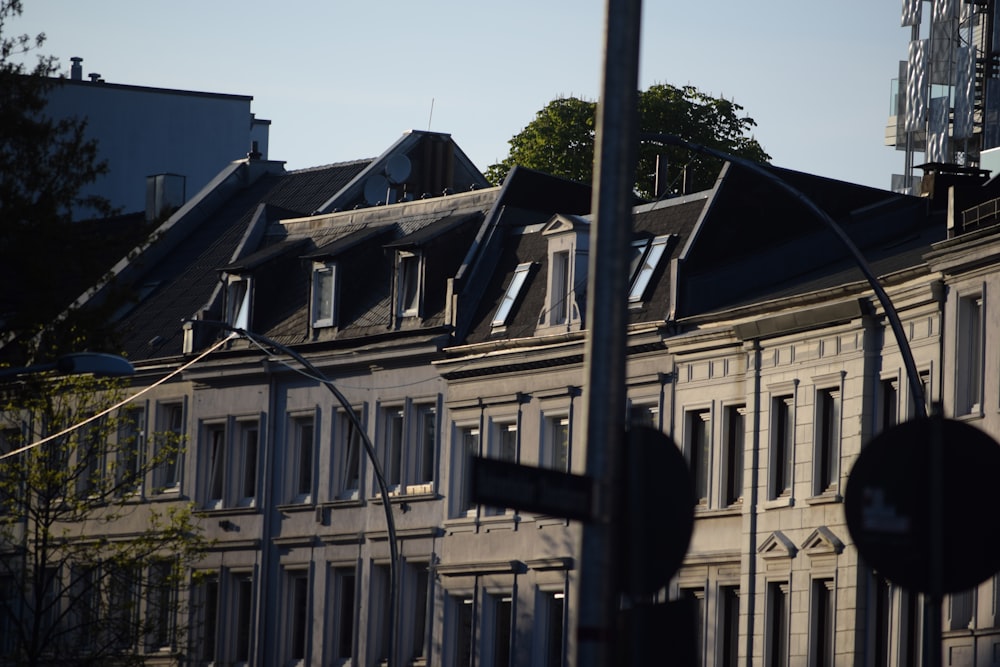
(577, 1), (642, 665)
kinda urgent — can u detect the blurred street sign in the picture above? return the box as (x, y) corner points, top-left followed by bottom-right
(845, 416), (1000, 594)
(471, 456), (594, 522)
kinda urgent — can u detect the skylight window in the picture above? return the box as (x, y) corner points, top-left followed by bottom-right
(492, 262), (533, 327)
(628, 235), (672, 303)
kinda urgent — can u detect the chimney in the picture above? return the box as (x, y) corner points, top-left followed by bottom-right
(70, 57), (83, 81)
(88, 72), (102, 83)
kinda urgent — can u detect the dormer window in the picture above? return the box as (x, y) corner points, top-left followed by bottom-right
(224, 276), (250, 329)
(492, 262), (533, 328)
(537, 214), (588, 334)
(311, 261), (338, 328)
(628, 234), (673, 303)
(396, 251), (423, 318)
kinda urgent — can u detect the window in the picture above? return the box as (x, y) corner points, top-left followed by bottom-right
(203, 423), (227, 509)
(371, 564), (392, 664)
(147, 560), (175, 651)
(627, 402), (659, 430)
(330, 566), (356, 662)
(681, 587), (705, 665)
(723, 405), (746, 506)
(76, 422), (106, 498)
(487, 593), (513, 667)
(107, 565), (139, 650)
(380, 403), (438, 495)
(0, 575), (14, 657)
(550, 250), (571, 326)
(957, 293), (983, 414)
(811, 579), (834, 667)
(456, 425), (480, 515)
(540, 591), (565, 667)
(236, 420), (259, 506)
(232, 573), (254, 663)
(814, 388), (841, 495)
(720, 586), (740, 667)
(337, 410), (364, 499)
(949, 588), (974, 630)
(686, 409), (711, 505)
(628, 234), (671, 302)
(878, 378), (898, 432)
(289, 416), (315, 503)
(286, 570), (310, 662)
(154, 402), (184, 492)
(195, 574), (220, 664)
(493, 262), (533, 327)
(766, 582), (788, 667)
(543, 415), (570, 472)
(117, 406), (145, 494)
(225, 277), (250, 329)
(450, 595), (475, 667)
(770, 395), (794, 499)
(407, 563), (432, 662)
(871, 574), (890, 667)
(900, 589), (921, 665)
(311, 262), (337, 328)
(383, 409), (405, 489)
(397, 252), (422, 317)
(492, 421), (518, 462)
(537, 220), (588, 334)
(415, 404), (437, 486)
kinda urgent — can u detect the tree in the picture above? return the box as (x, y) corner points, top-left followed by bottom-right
(0, 0), (137, 366)
(486, 83), (771, 199)
(0, 372), (207, 666)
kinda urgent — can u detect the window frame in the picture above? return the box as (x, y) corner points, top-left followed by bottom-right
(685, 407), (712, 506)
(287, 413), (317, 505)
(956, 289), (985, 416)
(310, 261), (338, 328)
(766, 580), (789, 667)
(627, 234), (672, 303)
(768, 384), (798, 502)
(396, 250), (423, 318)
(722, 404), (746, 507)
(813, 383), (843, 497)
(492, 262), (533, 328)
(154, 400), (185, 493)
(453, 422), (481, 517)
(809, 578), (835, 667)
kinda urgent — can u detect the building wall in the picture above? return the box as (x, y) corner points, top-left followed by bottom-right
(45, 78), (268, 218)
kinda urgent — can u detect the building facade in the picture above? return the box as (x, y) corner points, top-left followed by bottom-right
(7, 130), (1000, 666)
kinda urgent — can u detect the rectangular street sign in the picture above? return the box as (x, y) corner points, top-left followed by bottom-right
(470, 456), (595, 522)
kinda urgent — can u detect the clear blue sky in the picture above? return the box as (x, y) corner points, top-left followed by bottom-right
(15, 1), (909, 190)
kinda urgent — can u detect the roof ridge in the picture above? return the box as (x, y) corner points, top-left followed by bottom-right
(289, 158), (375, 174)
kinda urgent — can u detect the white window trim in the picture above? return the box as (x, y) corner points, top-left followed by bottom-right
(628, 234), (672, 303)
(310, 261), (338, 328)
(492, 262), (533, 328)
(396, 251), (423, 318)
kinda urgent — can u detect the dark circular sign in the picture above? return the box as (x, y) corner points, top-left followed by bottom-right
(845, 416), (1000, 594)
(621, 426), (695, 596)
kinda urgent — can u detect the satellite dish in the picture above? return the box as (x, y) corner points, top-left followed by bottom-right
(385, 154), (412, 184)
(363, 174), (391, 205)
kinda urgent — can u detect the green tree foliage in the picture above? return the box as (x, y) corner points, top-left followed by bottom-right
(486, 83), (771, 199)
(0, 0), (134, 365)
(0, 372), (207, 666)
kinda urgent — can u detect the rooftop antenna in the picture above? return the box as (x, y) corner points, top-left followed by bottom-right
(427, 98), (434, 131)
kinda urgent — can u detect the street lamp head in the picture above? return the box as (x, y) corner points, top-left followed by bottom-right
(55, 353), (134, 377)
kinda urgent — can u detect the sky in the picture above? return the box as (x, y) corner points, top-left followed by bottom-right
(14, 1), (910, 190)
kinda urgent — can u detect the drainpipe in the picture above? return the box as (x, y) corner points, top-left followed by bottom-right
(744, 339), (762, 667)
(257, 358), (278, 663)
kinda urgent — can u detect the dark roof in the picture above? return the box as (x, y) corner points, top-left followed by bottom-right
(461, 194), (709, 344)
(116, 161), (373, 361)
